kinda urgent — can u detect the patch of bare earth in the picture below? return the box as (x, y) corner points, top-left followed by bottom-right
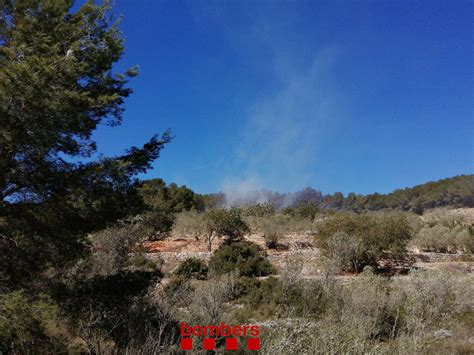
(143, 229), (473, 278)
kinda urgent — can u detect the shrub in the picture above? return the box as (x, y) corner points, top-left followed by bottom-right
(282, 206), (296, 217)
(263, 225), (281, 248)
(259, 269), (473, 354)
(315, 212), (413, 272)
(340, 269), (394, 339)
(204, 208), (250, 251)
(234, 277), (281, 321)
(324, 231), (365, 272)
(294, 201), (318, 220)
(281, 202), (318, 220)
(244, 213), (313, 237)
(209, 242), (274, 277)
(174, 257), (208, 280)
(140, 210), (175, 240)
(162, 276), (194, 305)
(129, 254), (162, 272)
(235, 267), (339, 321)
(187, 273), (237, 325)
(234, 276), (263, 298)
(56, 270), (162, 352)
(398, 270), (456, 333)
(412, 224), (474, 253)
(120, 211), (175, 241)
(261, 220), (285, 249)
(260, 273), (393, 354)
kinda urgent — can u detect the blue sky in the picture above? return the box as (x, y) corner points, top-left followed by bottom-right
(89, 0), (473, 195)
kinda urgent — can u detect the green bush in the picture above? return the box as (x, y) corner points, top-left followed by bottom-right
(244, 213), (313, 237)
(204, 208), (250, 241)
(234, 271), (338, 321)
(203, 208), (250, 251)
(234, 276), (263, 298)
(129, 253), (162, 272)
(174, 257), (208, 280)
(315, 212), (413, 272)
(281, 202), (318, 220)
(324, 231), (365, 272)
(233, 277), (281, 321)
(260, 269), (474, 354)
(294, 202), (318, 220)
(209, 242), (274, 277)
(138, 178), (202, 213)
(140, 210), (175, 240)
(412, 224), (474, 253)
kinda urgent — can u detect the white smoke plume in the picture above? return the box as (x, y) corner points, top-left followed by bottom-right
(188, 1), (345, 200)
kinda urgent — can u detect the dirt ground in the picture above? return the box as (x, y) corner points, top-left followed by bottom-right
(144, 230), (473, 276)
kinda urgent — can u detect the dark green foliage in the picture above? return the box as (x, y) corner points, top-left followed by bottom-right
(294, 201), (318, 220)
(136, 179), (205, 239)
(139, 210), (175, 240)
(129, 253), (161, 272)
(315, 212), (413, 272)
(204, 208), (250, 248)
(53, 270), (162, 349)
(234, 276), (334, 321)
(0, 1), (176, 352)
(0, 0), (171, 288)
(234, 276), (262, 298)
(210, 175), (474, 213)
(338, 175), (474, 213)
(233, 277), (281, 320)
(138, 178), (203, 213)
(209, 241), (274, 277)
(174, 257), (208, 280)
(281, 201), (318, 220)
(282, 206), (296, 217)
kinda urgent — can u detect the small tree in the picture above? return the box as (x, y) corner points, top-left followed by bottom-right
(174, 258), (208, 280)
(294, 201), (318, 220)
(315, 212), (413, 272)
(203, 209), (249, 251)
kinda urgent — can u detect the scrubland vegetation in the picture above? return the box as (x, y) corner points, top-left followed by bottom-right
(1, 1), (473, 353)
(3, 189), (473, 353)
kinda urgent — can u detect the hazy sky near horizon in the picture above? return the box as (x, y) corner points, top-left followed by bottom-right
(89, 0), (473, 195)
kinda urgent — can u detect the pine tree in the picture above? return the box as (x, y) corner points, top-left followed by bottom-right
(0, 0), (171, 287)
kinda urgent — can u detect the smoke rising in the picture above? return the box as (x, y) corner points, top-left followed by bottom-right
(220, 46), (342, 204)
(188, 1), (344, 200)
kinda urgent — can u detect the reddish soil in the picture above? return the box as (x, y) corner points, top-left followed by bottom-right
(144, 239), (212, 253)
(142, 231), (472, 278)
